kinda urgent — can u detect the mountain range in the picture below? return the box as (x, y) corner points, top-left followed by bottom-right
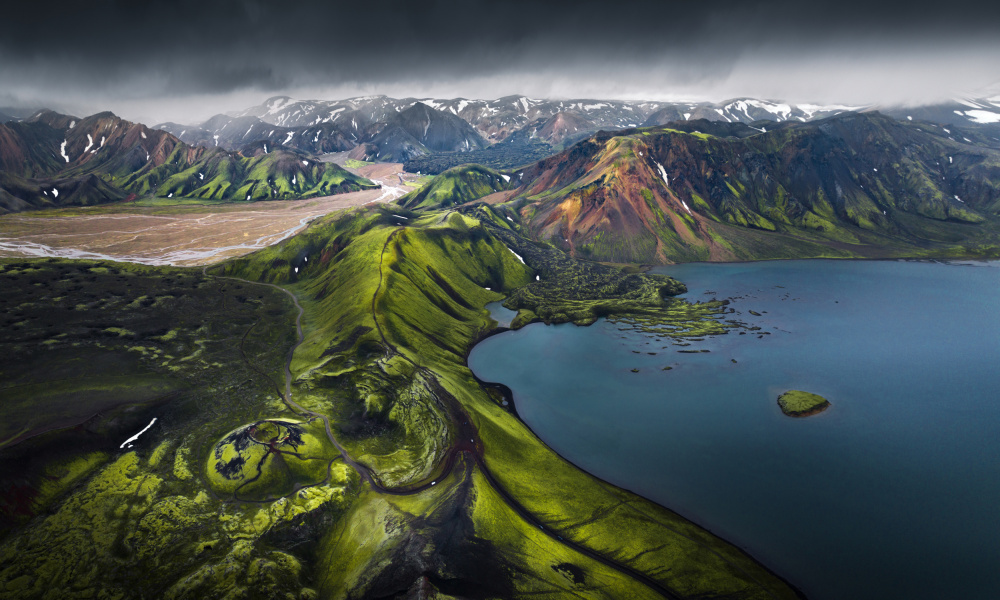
(0, 111), (375, 214)
(402, 112), (1000, 263)
(5, 96), (1000, 263)
(141, 94), (1000, 177)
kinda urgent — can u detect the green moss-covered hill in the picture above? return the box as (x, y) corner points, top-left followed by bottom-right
(0, 110), (376, 214)
(397, 164), (513, 210)
(505, 112), (1000, 263)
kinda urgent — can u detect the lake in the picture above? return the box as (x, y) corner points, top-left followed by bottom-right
(468, 260), (1000, 600)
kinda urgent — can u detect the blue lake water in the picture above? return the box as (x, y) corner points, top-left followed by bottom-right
(485, 300), (517, 328)
(468, 260), (1000, 600)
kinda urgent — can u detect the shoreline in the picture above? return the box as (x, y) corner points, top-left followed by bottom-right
(465, 318), (810, 600)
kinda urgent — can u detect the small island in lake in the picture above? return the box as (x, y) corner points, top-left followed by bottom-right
(777, 390), (831, 417)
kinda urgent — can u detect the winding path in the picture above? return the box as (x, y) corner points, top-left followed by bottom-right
(363, 230), (681, 598)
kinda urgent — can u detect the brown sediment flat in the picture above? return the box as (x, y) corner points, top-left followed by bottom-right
(356, 162), (405, 180)
(474, 190), (518, 205)
(0, 164), (417, 267)
(355, 162), (429, 193)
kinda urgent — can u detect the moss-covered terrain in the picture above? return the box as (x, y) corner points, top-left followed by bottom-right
(0, 204), (802, 598)
(777, 390), (831, 417)
(0, 258), (358, 599)
(397, 164), (514, 211)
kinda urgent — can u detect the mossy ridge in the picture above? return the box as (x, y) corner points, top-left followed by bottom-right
(217, 205), (532, 488)
(777, 390), (831, 417)
(396, 164), (514, 210)
(129, 149), (377, 202)
(316, 456), (521, 599)
(218, 203), (801, 598)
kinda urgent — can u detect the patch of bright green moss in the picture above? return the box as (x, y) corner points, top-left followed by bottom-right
(206, 418), (338, 500)
(777, 390), (831, 416)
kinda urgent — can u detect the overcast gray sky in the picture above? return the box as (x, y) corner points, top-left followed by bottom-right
(2, 0), (999, 124)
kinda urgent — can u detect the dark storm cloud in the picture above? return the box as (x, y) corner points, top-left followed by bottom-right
(2, 0), (999, 122)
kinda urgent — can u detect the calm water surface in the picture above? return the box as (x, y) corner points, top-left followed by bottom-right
(468, 260), (1000, 600)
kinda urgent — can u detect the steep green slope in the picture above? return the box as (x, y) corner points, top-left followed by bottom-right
(510, 112), (1000, 263)
(397, 164), (513, 210)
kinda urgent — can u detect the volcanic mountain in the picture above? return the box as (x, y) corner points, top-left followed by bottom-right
(161, 94), (1000, 169)
(352, 102), (488, 162)
(642, 99), (857, 127)
(236, 95), (859, 146)
(233, 95), (661, 144)
(496, 113), (1000, 263)
(534, 112), (598, 146)
(157, 114), (356, 155)
(0, 111), (375, 214)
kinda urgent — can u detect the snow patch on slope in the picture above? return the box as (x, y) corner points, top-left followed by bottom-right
(960, 110), (1000, 124)
(120, 418), (157, 448)
(655, 162), (669, 187)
